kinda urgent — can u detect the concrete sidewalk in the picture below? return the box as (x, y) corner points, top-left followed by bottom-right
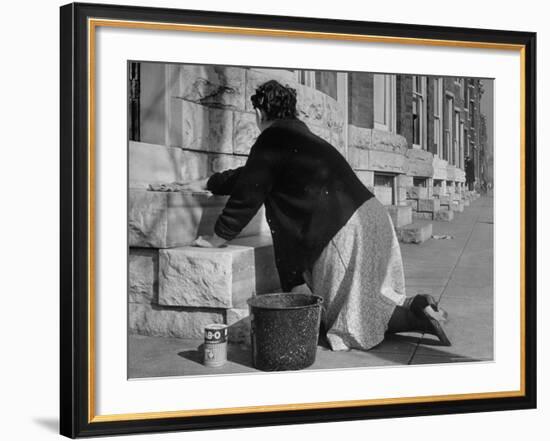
(129, 196), (493, 378)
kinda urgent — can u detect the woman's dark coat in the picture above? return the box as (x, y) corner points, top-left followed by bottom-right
(207, 118), (373, 291)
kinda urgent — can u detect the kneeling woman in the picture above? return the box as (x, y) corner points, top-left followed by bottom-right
(186, 80), (450, 350)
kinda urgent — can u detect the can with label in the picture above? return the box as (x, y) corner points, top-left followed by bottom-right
(203, 324), (228, 368)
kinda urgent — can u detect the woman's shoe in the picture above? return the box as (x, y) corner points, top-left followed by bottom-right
(409, 294), (451, 346)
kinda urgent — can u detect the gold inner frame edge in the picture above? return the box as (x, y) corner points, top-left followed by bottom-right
(86, 17), (527, 424)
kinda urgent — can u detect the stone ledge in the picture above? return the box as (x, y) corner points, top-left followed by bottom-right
(396, 223), (433, 244)
(129, 189), (269, 248)
(406, 148), (434, 177)
(129, 303), (225, 340)
(158, 235), (279, 309)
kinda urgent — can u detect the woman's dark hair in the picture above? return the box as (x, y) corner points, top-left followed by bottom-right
(251, 80), (298, 120)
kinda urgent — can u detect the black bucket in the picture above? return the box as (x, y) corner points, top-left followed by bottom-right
(247, 293), (323, 371)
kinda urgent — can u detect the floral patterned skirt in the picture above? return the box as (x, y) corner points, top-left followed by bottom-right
(303, 197), (407, 351)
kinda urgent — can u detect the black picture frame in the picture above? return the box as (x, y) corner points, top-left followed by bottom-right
(60, 2), (537, 438)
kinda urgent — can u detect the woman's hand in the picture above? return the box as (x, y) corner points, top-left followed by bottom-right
(179, 178), (209, 192)
(192, 233), (227, 248)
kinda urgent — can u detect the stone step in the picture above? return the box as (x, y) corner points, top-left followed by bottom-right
(417, 198), (440, 214)
(434, 209), (455, 222)
(396, 222), (433, 244)
(413, 211), (433, 221)
(450, 201), (464, 212)
(404, 199), (418, 212)
(129, 235), (280, 341)
(387, 205), (412, 228)
(129, 303), (226, 340)
(158, 235), (280, 309)
(129, 189), (269, 248)
(438, 195), (451, 206)
(129, 303), (252, 342)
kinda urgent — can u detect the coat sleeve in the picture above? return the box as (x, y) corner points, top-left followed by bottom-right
(213, 129), (281, 241)
(206, 167), (245, 196)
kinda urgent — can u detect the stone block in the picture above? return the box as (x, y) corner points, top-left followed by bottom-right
(406, 148), (434, 162)
(446, 165), (457, 181)
(178, 65), (246, 110)
(129, 248), (158, 304)
(169, 99), (233, 153)
(325, 95), (345, 132)
(455, 168), (466, 183)
(371, 129), (408, 153)
(158, 235), (279, 309)
(432, 156), (448, 180)
(404, 199), (418, 211)
(129, 190), (269, 248)
(295, 82), (327, 127)
(450, 201), (464, 212)
(434, 209), (454, 222)
(413, 211), (433, 221)
(330, 127), (346, 155)
(129, 141), (209, 188)
(439, 195), (451, 206)
(407, 186), (428, 200)
(347, 125), (372, 150)
(387, 205), (412, 228)
(417, 198), (441, 213)
(396, 187), (407, 205)
(226, 308), (251, 344)
(129, 190), (169, 248)
(432, 186), (445, 197)
(396, 174), (413, 188)
(406, 148), (434, 177)
(396, 223), (433, 244)
(348, 146), (370, 170)
(369, 150), (407, 174)
(452, 193), (462, 202)
(129, 303), (224, 339)
(233, 111), (259, 155)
